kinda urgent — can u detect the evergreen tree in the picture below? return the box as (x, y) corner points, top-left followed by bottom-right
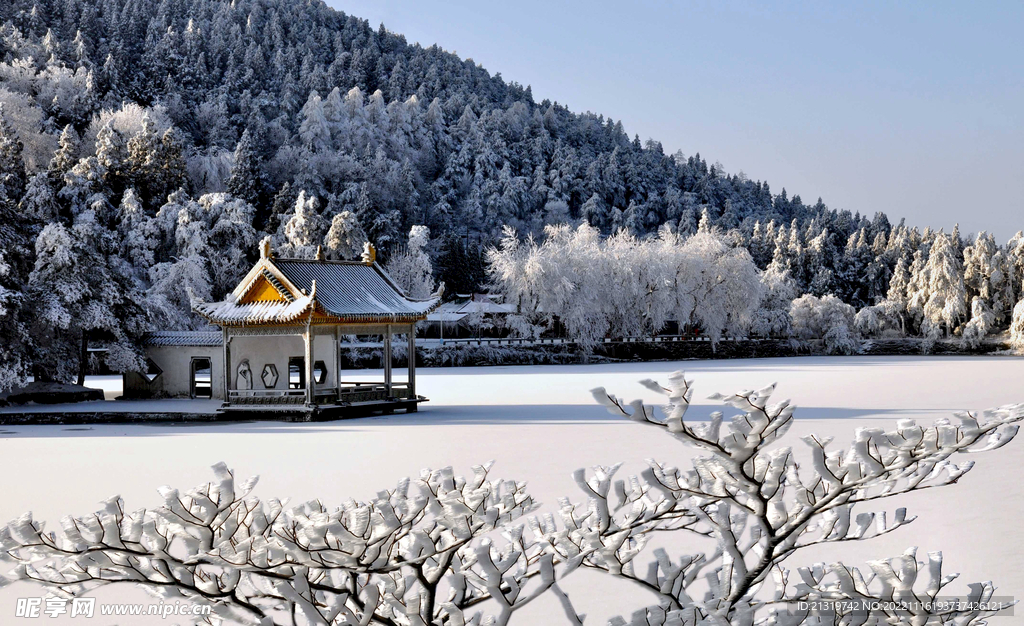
(280, 191), (327, 259)
(0, 105), (32, 390)
(324, 210), (367, 261)
(227, 128), (266, 208)
(0, 104), (27, 206)
(923, 233), (967, 336)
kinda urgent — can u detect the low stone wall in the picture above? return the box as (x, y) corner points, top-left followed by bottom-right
(338, 337), (1015, 370)
(0, 385), (105, 407)
(0, 412), (222, 425)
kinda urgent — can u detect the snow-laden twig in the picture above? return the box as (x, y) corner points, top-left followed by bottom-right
(0, 462), (569, 626)
(581, 371), (1023, 625)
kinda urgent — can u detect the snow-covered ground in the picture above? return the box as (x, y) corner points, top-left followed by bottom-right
(1, 355), (1023, 624)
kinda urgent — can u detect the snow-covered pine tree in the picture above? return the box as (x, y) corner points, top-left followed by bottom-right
(748, 263), (796, 338)
(0, 104), (33, 390)
(226, 127), (266, 208)
(279, 191), (327, 259)
(324, 210), (368, 261)
(923, 232), (967, 336)
(961, 295), (995, 349)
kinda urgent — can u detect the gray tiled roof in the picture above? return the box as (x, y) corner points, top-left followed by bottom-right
(274, 260), (438, 319)
(143, 331), (223, 347)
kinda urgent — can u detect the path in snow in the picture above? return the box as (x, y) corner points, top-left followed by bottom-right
(0, 355), (1022, 624)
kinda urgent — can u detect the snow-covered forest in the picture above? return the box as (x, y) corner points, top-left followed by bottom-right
(0, 0), (1022, 390)
(488, 217), (1024, 355)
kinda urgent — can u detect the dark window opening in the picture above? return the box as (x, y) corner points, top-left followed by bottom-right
(288, 357), (305, 389)
(261, 363), (279, 389)
(313, 360), (328, 385)
(191, 358), (212, 399)
(143, 358), (163, 383)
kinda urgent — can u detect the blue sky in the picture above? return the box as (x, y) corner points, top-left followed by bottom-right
(326, 0), (1023, 241)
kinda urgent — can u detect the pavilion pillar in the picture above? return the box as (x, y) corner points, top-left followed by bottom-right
(304, 322), (314, 405)
(222, 327), (231, 403)
(384, 324), (392, 396)
(334, 325), (341, 398)
(407, 324), (416, 397)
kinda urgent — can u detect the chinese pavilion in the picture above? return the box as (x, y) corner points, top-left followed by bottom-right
(127, 239), (441, 418)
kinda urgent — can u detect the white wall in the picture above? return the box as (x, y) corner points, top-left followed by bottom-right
(229, 334), (338, 392)
(124, 346), (224, 399)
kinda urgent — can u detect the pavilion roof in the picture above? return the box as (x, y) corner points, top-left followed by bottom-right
(192, 243), (441, 326)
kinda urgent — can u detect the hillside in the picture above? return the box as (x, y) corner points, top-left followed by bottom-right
(0, 0), (862, 244)
(1, 0), (1021, 386)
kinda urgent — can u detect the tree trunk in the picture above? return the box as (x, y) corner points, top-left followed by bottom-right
(77, 332), (88, 387)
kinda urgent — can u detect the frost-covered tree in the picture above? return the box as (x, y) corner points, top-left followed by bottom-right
(28, 210), (148, 383)
(0, 104), (36, 389)
(0, 103), (27, 205)
(488, 224), (761, 349)
(854, 300), (904, 339)
(279, 191), (327, 259)
(323, 210), (367, 261)
(790, 293), (859, 354)
(960, 296), (995, 350)
(963, 231), (1012, 324)
(884, 255), (911, 333)
(923, 233), (967, 336)
(748, 264), (797, 338)
(385, 225), (436, 299)
(1011, 292), (1024, 352)
(0, 246), (29, 391)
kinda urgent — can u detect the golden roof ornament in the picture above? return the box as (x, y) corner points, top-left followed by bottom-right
(259, 237), (273, 260)
(361, 242), (376, 265)
(315, 245), (325, 261)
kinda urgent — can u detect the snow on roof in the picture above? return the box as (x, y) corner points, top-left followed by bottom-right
(456, 299), (514, 314)
(143, 331), (223, 347)
(192, 255), (441, 326)
(275, 260), (438, 318)
(193, 293), (317, 325)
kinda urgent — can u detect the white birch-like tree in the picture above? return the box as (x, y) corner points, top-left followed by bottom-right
(384, 225), (436, 299)
(487, 224), (761, 349)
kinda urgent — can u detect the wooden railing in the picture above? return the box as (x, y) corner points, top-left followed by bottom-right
(228, 382), (414, 406)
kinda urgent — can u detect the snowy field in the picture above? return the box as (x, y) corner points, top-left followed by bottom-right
(2, 355), (1024, 624)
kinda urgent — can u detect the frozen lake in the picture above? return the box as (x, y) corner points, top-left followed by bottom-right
(2, 355), (1023, 624)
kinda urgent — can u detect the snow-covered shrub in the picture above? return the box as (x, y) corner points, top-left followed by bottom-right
(854, 300), (904, 338)
(960, 296), (995, 350)
(790, 293), (859, 354)
(7, 376), (1022, 626)
(1011, 298), (1024, 352)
